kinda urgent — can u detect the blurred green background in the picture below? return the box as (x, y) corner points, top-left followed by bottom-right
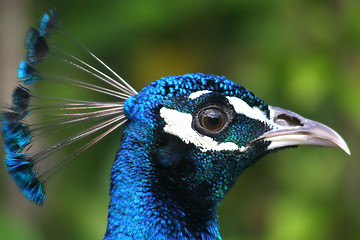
(0, 0), (359, 239)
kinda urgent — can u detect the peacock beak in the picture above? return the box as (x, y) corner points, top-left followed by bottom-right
(254, 106), (350, 155)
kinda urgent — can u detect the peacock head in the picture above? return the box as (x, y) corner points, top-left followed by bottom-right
(121, 73), (350, 207)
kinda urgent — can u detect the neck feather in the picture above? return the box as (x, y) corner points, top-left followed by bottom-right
(104, 122), (221, 240)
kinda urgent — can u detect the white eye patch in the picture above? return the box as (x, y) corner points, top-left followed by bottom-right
(160, 107), (245, 152)
(188, 90), (212, 100)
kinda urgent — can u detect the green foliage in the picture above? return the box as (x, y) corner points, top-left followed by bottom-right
(0, 0), (359, 239)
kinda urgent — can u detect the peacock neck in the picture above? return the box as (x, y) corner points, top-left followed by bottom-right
(104, 121), (221, 240)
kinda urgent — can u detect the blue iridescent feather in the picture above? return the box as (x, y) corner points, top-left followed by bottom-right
(1, 111), (45, 205)
(0, 9), (57, 206)
(39, 9), (58, 36)
(17, 60), (39, 84)
(105, 73), (270, 239)
(25, 28), (48, 64)
(4, 153), (45, 205)
(12, 86), (30, 113)
(1, 112), (31, 153)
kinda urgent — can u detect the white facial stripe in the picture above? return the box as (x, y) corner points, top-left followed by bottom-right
(160, 107), (245, 152)
(188, 90), (212, 100)
(226, 98), (290, 151)
(226, 96), (270, 124)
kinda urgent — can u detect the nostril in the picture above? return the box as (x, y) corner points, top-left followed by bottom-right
(275, 114), (304, 127)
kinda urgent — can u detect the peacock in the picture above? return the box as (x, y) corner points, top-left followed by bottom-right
(1, 9), (350, 240)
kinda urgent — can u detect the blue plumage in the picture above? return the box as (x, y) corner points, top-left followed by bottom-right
(18, 61), (39, 84)
(105, 74), (272, 239)
(1, 110), (45, 205)
(2, 112), (31, 153)
(4, 153), (45, 205)
(25, 28), (48, 64)
(1, 9), (350, 239)
(1, 11), (58, 205)
(38, 9), (58, 36)
(12, 86), (30, 113)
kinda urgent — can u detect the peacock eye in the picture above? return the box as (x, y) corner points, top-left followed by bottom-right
(200, 108), (226, 132)
(193, 105), (231, 137)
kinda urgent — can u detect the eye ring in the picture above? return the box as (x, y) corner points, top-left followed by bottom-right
(193, 105), (232, 137)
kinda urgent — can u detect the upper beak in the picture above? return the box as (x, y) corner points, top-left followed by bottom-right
(254, 106), (350, 155)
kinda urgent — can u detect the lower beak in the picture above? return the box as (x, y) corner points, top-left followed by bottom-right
(254, 106), (350, 155)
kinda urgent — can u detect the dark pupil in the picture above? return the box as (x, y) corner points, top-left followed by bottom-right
(200, 108), (225, 132)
